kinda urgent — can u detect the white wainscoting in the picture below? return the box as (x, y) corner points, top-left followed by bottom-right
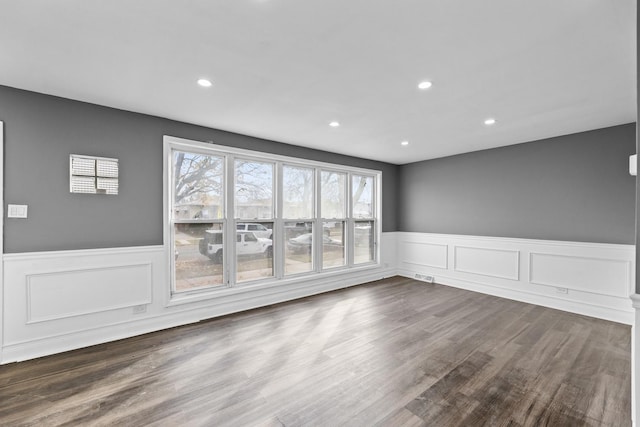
(1, 233), (396, 363)
(397, 232), (635, 324)
(2, 232), (633, 363)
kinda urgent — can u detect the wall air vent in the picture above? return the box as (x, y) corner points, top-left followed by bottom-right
(415, 274), (435, 283)
(70, 154), (119, 195)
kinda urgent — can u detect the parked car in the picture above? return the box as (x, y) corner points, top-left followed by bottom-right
(287, 233), (342, 254)
(284, 222), (313, 239)
(199, 230), (272, 263)
(236, 223), (272, 239)
(284, 222), (332, 239)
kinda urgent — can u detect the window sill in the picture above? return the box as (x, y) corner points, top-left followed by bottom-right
(166, 262), (382, 307)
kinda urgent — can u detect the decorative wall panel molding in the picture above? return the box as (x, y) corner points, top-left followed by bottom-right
(401, 241), (448, 269)
(26, 264), (152, 323)
(529, 252), (631, 298)
(454, 245), (520, 280)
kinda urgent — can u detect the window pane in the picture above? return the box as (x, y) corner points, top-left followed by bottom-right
(353, 175), (373, 218)
(235, 160), (274, 219)
(236, 222), (274, 283)
(283, 166), (314, 219)
(236, 221), (272, 238)
(285, 221), (314, 275)
(321, 171), (346, 219)
(173, 151), (223, 220)
(322, 221), (345, 268)
(354, 221), (375, 264)
(174, 223), (224, 292)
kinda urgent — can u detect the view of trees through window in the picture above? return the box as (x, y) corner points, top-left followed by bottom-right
(173, 151), (225, 291)
(173, 151), (223, 220)
(168, 140), (380, 295)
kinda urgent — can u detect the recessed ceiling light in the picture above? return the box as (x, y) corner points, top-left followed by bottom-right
(329, 121), (340, 127)
(197, 78), (212, 87)
(401, 141), (409, 146)
(418, 81), (432, 90)
(484, 118), (496, 125)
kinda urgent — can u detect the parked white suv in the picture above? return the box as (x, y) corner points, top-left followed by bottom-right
(199, 230), (272, 263)
(236, 223), (272, 239)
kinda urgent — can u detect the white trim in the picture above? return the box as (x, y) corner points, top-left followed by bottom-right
(1, 233), (396, 363)
(2, 245), (164, 260)
(400, 231), (634, 251)
(398, 232), (634, 324)
(164, 135), (381, 176)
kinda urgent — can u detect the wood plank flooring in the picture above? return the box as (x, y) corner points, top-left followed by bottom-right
(0, 276), (631, 426)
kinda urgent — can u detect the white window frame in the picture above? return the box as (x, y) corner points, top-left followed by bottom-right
(351, 173), (377, 266)
(233, 156), (277, 284)
(164, 135), (381, 305)
(319, 168), (349, 271)
(281, 163), (316, 277)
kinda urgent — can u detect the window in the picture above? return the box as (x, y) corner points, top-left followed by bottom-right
(165, 136), (380, 298)
(235, 159), (274, 220)
(283, 165), (313, 219)
(321, 171), (346, 269)
(352, 175), (373, 218)
(171, 150), (225, 292)
(352, 175), (375, 264)
(283, 165), (314, 275)
(235, 159), (275, 282)
(284, 221), (314, 275)
(320, 171), (346, 219)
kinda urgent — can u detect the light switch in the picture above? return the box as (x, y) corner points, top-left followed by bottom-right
(8, 204), (28, 218)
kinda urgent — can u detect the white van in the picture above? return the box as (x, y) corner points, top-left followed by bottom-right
(236, 223), (272, 239)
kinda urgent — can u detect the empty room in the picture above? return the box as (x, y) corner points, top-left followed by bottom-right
(0, 1), (638, 426)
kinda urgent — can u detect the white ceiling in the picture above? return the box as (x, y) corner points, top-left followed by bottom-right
(0, 1), (636, 164)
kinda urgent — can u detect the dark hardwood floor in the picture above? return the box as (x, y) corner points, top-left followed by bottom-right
(0, 277), (631, 426)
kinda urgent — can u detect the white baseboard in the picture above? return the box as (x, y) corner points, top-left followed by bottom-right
(1, 234), (396, 363)
(396, 232), (634, 325)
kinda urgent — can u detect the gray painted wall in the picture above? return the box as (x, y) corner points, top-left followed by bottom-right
(0, 85), (398, 253)
(399, 124), (636, 244)
(1, 85), (635, 253)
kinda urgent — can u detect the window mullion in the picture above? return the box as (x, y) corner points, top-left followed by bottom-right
(275, 162), (284, 279)
(225, 154), (235, 287)
(347, 173), (354, 266)
(314, 168), (322, 272)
